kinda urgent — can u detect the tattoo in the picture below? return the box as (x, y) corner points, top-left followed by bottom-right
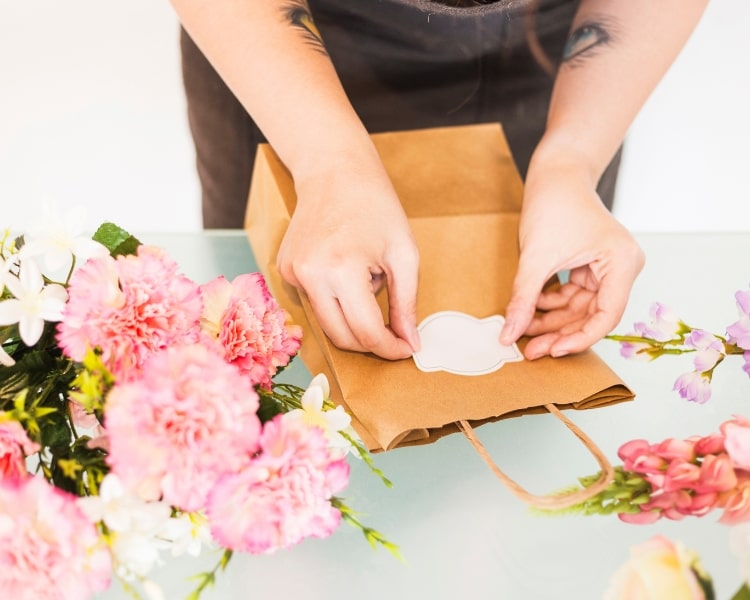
(562, 16), (616, 66)
(283, 1), (327, 56)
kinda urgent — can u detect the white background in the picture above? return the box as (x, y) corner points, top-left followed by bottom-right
(1, 0), (749, 233)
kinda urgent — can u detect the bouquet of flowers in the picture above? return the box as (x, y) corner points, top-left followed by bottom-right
(0, 215), (394, 600)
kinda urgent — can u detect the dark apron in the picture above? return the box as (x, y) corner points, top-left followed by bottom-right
(180, 0), (621, 228)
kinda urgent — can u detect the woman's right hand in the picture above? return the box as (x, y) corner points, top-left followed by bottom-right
(277, 153), (421, 360)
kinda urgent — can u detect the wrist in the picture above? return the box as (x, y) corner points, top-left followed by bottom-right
(528, 132), (607, 189)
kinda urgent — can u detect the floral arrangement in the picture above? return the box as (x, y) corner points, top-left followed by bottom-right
(537, 285), (750, 599)
(0, 215), (394, 600)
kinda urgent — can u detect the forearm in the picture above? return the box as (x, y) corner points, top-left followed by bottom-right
(170, 0), (373, 179)
(532, 0), (709, 184)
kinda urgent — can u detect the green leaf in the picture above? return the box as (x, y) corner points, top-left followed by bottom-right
(731, 583), (750, 600)
(256, 393), (284, 423)
(92, 222), (141, 256)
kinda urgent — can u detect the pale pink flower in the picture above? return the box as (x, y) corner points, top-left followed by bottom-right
(604, 535), (707, 600)
(654, 438), (697, 462)
(694, 433), (726, 457)
(618, 439), (652, 464)
(696, 453), (737, 493)
(743, 351), (750, 378)
(722, 416), (750, 471)
(686, 492), (720, 517)
(662, 460), (700, 493)
(720, 474), (750, 525)
(640, 489), (693, 521)
(727, 288), (750, 349)
(0, 477), (112, 599)
(635, 303), (683, 342)
(104, 344), (261, 511)
(57, 246), (203, 380)
(0, 420), (39, 479)
(206, 414), (350, 554)
(673, 371), (712, 404)
(619, 323), (653, 361)
(686, 329), (725, 372)
(737, 289), (750, 317)
(727, 318), (750, 350)
(199, 273), (302, 389)
(619, 511), (662, 525)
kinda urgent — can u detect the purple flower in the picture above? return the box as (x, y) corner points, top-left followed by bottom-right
(737, 289), (750, 317)
(727, 288), (750, 350)
(728, 317), (750, 350)
(641, 302), (683, 342)
(743, 351), (750, 378)
(685, 329), (724, 372)
(673, 371), (712, 404)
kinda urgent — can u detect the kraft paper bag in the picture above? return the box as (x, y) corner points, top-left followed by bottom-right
(245, 123), (634, 505)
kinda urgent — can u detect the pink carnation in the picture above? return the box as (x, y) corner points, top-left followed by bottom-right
(206, 415), (350, 554)
(0, 477), (111, 599)
(104, 344), (262, 511)
(0, 420), (39, 480)
(57, 246), (203, 380)
(200, 273), (302, 389)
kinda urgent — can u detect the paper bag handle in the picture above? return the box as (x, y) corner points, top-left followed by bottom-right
(456, 403), (614, 510)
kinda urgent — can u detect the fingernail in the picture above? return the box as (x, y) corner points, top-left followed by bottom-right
(499, 322), (515, 345)
(410, 328), (421, 353)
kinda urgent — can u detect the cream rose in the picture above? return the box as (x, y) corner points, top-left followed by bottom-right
(605, 535), (709, 600)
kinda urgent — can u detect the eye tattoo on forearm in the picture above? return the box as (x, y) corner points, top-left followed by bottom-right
(562, 16), (616, 66)
(283, 1), (328, 56)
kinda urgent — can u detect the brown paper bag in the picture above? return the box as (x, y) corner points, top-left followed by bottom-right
(245, 123), (634, 508)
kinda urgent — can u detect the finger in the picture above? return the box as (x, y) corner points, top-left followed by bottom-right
(523, 331), (562, 360)
(336, 275), (414, 360)
(535, 282), (585, 311)
(549, 270), (634, 356)
(525, 286), (596, 336)
(305, 287), (366, 353)
(384, 246), (420, 352)
(500, 258), (553, 345)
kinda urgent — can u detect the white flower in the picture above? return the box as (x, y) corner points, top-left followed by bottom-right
(157, 511), (214, 558)
(0, 258), (67, 346)
(0, 251), (18, 366)
(0, 346), (14, 367)
(78, 474), (173, 579)
(20, 204), (108, 275)
(285, 373), (356, 454)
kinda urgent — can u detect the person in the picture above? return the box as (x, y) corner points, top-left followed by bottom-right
(170, 0), (708, 361)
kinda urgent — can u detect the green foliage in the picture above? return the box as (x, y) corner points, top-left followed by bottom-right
(92, 222), (141, 257)
(530, 466), (651, 518)
(332, 497), (403, 561)
(187, 550), (233, 600)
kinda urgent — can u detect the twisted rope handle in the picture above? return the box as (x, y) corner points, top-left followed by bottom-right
(457, 403), (615, 510)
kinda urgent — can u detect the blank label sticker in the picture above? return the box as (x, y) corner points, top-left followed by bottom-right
(412, 311), (523, 376)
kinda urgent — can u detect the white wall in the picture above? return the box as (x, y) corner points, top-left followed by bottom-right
(0, 0), (200, 233)
(1, 0), (748, 234)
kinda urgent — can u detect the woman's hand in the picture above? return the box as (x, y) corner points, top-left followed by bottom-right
(500, 163), (644, 359)
(277, 153), (420, 360)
